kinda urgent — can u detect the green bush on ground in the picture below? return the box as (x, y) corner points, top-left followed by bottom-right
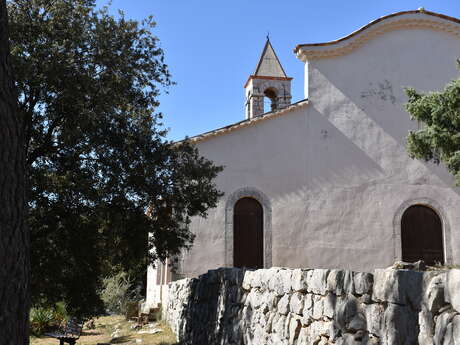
(100, 272), (139, 316)
(30, 302), (69, 335)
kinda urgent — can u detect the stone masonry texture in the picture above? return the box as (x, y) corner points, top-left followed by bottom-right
(163, 267), (460, 345)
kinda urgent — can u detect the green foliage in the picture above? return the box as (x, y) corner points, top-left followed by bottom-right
(29, 302), (69, 335)
(54, 301), (70, 325)
(8, 0), (223, 318)
(30, 307), (54, 335)
(100, 272), (135, 315)
(405, 60), (460, 185)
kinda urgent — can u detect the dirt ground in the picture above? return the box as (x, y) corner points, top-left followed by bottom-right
(30, 315), (178, 345)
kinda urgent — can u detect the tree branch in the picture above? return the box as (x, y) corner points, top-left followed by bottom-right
(26, 114), (63, 165)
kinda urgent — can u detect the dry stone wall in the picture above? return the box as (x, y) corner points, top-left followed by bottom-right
(163, 267), (460, 345)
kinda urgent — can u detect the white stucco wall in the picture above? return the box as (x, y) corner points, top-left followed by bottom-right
(150, 15), (460, 287)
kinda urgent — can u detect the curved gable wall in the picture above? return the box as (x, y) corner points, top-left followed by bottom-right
(296, 10), (460, 61)
(178, 12), (460, 278)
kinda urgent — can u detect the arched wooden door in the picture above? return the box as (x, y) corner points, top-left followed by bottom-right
(233, 197), (263, 268)
(401, 205), (444, 265)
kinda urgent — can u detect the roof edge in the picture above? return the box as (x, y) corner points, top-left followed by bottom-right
(294, 9), (460, 59)
(243, 75), (293, 89)
(178, 99), (309, 145)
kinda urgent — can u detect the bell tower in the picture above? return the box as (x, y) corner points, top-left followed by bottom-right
(244, 38), (292, 119)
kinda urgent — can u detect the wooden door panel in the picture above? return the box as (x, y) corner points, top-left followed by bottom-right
(233, 198), (263, 269)
(401, 205), (444, 265)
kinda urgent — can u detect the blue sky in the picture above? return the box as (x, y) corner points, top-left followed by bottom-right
(96, 1), (460, 141)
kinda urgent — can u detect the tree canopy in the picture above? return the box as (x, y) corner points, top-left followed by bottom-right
(405, 62), (460, 186)
(8, 0), (223, 317)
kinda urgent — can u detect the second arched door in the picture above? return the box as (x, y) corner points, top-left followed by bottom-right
(233, 197), (264, 269)
(401, 205), (444, 265)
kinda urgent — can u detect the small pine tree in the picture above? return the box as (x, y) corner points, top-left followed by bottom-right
(405, 60), (460, 185)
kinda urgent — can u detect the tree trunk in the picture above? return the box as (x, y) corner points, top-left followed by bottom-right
(0, 0), (29, 344)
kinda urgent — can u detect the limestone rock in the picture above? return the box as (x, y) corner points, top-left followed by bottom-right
(277, 294), (290, 315)
(301, 293), (314, 325)
(372, 268), (423, 307)
(242, 270), (255, 290)
(418, 306), (435, 345)
(261, 290), (278, 313)
(342, 270), (355, 295)
(425, 274), (446, 314)
(269, 269), (292, 296)
(288, 316), (301, 345)
(327, 269), (345, 295)
(289, 292), (304, 315)
(335, 295), (359, 331)
(272, 313), (287, 337)
(433, 311), (456, 345)
(445, 269), (460, 313)
(313, 294), (324, 319)
(292, 268), (309, 292)
(382, 304), (418, 345)
(364, 303), (383, 337)
(308, 269), (330, 295)
(354, 272), (373, 295)
(324, 293), (336, 319)
(453, 315), (460, 345)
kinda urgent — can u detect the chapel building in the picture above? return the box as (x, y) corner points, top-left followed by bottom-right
(146, 9), (460, 308)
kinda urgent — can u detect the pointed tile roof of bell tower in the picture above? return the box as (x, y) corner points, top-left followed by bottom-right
(253, 38), (287, 78)
(244, 38), (292, 88)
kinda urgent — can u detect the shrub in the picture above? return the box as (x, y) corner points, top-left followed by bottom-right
(53, 301), (69, 326)
(100, 271), (135, 315)
(29, 302), (69, 335)
(30, 307), (54, 335)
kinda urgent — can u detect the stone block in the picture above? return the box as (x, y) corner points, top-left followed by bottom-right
(289, 292), (304, 315)
(247, 289), (264, 309)
(327, 269), (345, 295)
(313, 294), (324, 319)
(324, 293), (336, 319)
(292, 268), (309, 292)
(418, 306), (435, 345)
(301, 293), (314, 325)
(433, 311), (456, 345)
(261, 291), (278, 313)
(269, 268), (292, 296)
(334, 295), (359, 330)
(288, 315), (301, 345)
(445, 269), (460, 313)
(277, 294), (290, 315)
(353, 272), (373, 295)
(372, 268), (423, 308)
(348, 313), (366, 332)
(453, 315), (460, 345)
(242, 270), (254, 290)
(272, 313), (287, 338)
(364, 303), (383, 337)
(342, 270), (355, 295)
(425, 274), (446, 315)
(308, 269), (330, 295)
(382, 304), (418, 345)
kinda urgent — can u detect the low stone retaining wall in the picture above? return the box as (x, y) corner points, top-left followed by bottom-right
(163, 267), (460, 345)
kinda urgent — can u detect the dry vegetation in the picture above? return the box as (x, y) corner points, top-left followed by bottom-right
(30, 315), (178, 345)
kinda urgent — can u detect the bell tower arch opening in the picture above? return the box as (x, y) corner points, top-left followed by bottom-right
(263, 88), (278, 113)
(244, 38), (292, 119)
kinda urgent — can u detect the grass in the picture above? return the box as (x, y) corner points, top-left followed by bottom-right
(30, 315), (179, 345)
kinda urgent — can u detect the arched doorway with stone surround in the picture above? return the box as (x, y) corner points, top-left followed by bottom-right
(401, 205), (444, 265)
(225, 187), (272, 268)
(233, 197), (264, 268)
